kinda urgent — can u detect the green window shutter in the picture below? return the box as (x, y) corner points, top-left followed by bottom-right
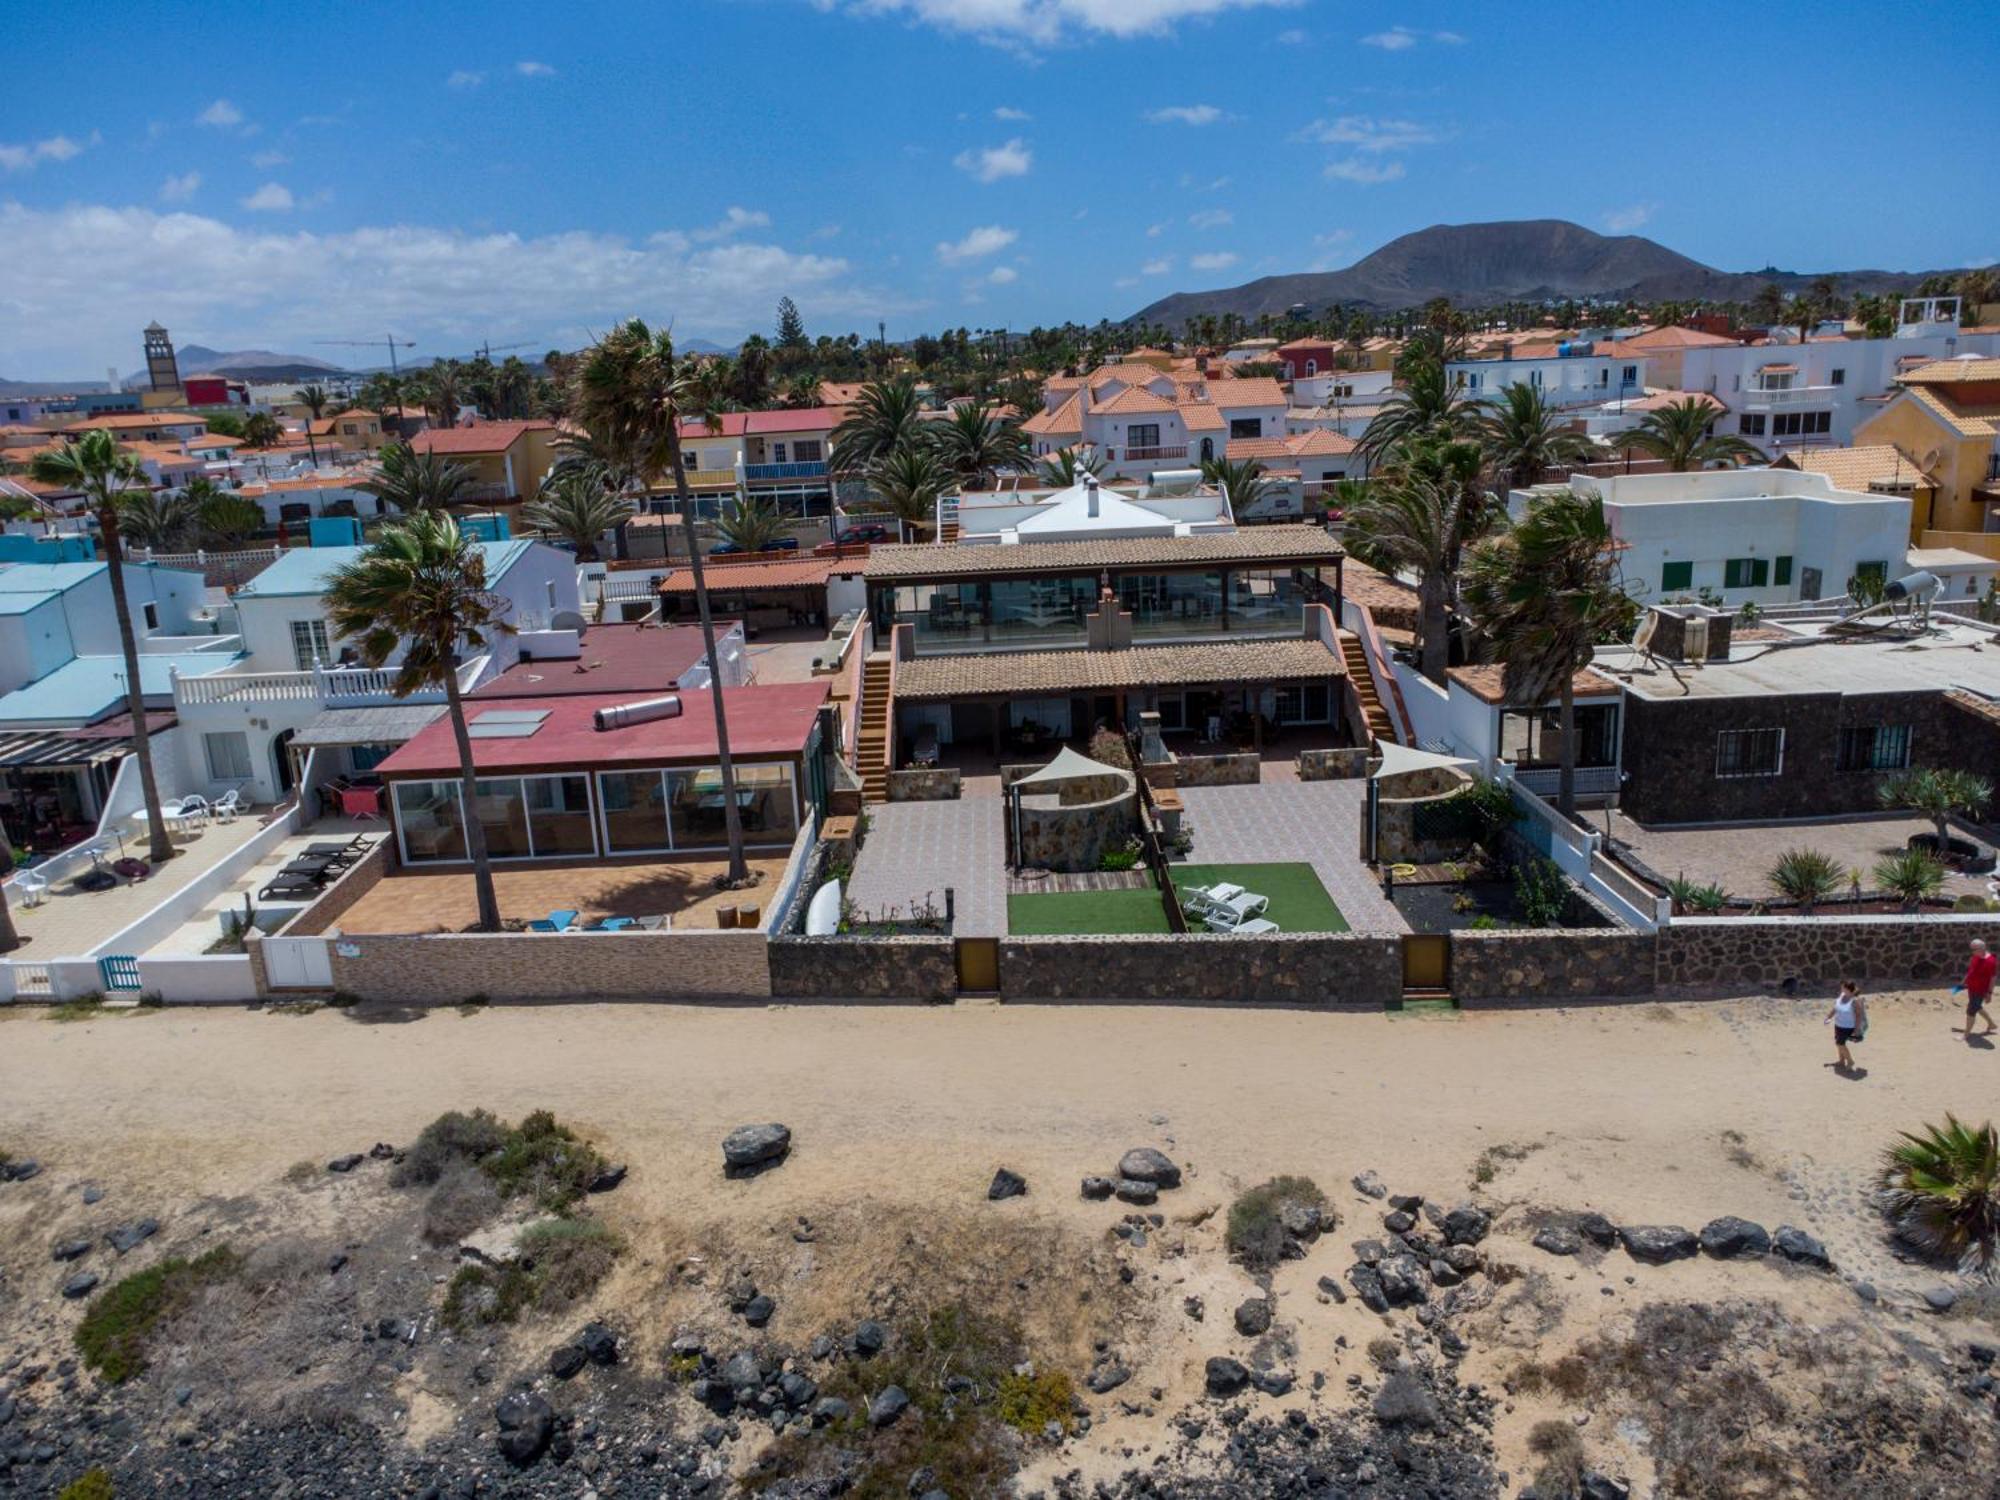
(1723, 558), (1752, 589)
(1773, 556), (1793, 587)
(1750, 558), (1770, 587)
(1661, 561), (1693, 592)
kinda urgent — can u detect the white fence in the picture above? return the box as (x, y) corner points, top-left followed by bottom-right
(134, 953), (260, 1003)
(84, 801), (304, 960)
(762, 809), (822, 936)
(1494, 763), (1670, 931)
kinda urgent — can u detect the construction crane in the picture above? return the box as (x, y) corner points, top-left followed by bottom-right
(462, 340), (537, 363)
(316, 334), (416, 378)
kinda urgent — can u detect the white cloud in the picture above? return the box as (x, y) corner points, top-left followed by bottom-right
(1146, 222), (1168, 237)
(936, 224), (1019, 264)
(954, 138), (1032, 183)
(988, 265), (1019, 284)
(809, 0), (1298, 48)
(1188, 208), (1233, 230)
(812, 223), (843, 240)
(198, 99), (244, 128)
(1360, 26), (1463, 48)
(159, 171), (202, 202)
(691, 206), (773, 243)
(1114, 276), (1139, 289)
(0, 134), (88, 172)
(447, 69), (485, 88)
(240, 182), (296, 212)
(1435, 30), (1466, 43)
(1603, 202), (1659, 233)
(1141, 257), (1174, 276)
(1323, 158), (1405, 184)
(1275, 26), (1308, 44)
(1189, 251), (1239, 272)
(993, 105), (1032, 121)
(1145, 104), (1225, 126)
(251, 149), (290, 169)
(0, 200), (910, 376)
(1298, 115), (1444, 152)
(515, 60), (556, 76)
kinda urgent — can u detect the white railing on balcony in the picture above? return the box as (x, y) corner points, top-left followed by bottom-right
(172, 654), (484, 709)
(1511, 763), (1621, 800)
(1743, 384), (1836, 408)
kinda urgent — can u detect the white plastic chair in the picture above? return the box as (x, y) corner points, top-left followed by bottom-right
(211, 789), (242, 822)
(13, 868), (48, 907)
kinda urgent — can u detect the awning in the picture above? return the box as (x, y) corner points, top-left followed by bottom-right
(1370, 742), (1474, 780)
(0, 732), (131, 769)
(1014, 745), (1120, 788)
(290, 703), (446, 750)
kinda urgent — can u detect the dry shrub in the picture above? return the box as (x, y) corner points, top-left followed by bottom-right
(1527, 1419), (1584, 1498)
(391, 1109), (509, 1189)
(1224, 1175), (1326, 1271)
(422, 1164), (501, 1246)
(520, 1219), (620, 1309)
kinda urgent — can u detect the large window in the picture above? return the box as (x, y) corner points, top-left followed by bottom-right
(398, 773), (601, 861)
(526, 775), (596, 855)
(1126, 423), (1161, 451)
(1501, 703), (1619, 769)
(599, 769), (673, 853)
(1723, 557), (1770, 589)
(204, 731), (252, 781)
(1229, 417), (1262, 439)
(1661, 561), (1693, 593)
(394, 780), (469, 861)
(1837, 725), (1911, 772)
(1226, 568), (1304, 631)
(1738, 413), (1766, 436)
(1120, 571), (1223, 636)
(986, 577), (1094, 648)
(1715, 728), (1783, 778)
(597, 764), (796, 853)
(1274, 682), (1331, 724)
(469, 778), (532, 859)
(291, 618), (332, 670)
(1771, 410), (1832, 438)
(792, 439), (823, 463)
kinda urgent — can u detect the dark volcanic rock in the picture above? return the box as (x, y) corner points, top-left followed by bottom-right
(851, 1319), (887, 1357)
(743, 1295), (775, 1328)
(62, 1271), (100, 1299)
(1443, 1204), (1491, 1246)
(52, 1239), (91, 1263)
(868, 1385), (910, 1428)
(723, 1123), (791, 1172)
(1575, 1212), (1618, 1248)
(578, 1322), (619, 1365)
(1772, 1225), (1833, 1270)
(493, 1391), (554, 1466)
(988, 1168), (1027, 1200)
(1080, 1175), (1115, 1200)
(548, 1345), (587, 1381)
(1117, 1147), (1181, 1188)
(1351, 1169), (1388, 1199)
(1346, 1264), (1390, 1314)
(327, 1153), (364, 1173)
(1233, 1298), (1273, 1337)
(1204, 1357), (1250, 1397)
(1699, 1216), (1771, 1259)
(1377, 1254), (1430, 1306)
(1114, 1178), (1159, 1206)
(1087, 1362), (1131, 1394)
(1618, 1224), (1697, 1265)
(588, 1163), (627, 1193)
(106, 1219), (159, 1254)
(1533, 1225), (1582, 1257)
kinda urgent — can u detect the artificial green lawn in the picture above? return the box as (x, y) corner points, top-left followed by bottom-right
(1005, 861), (1347, 936)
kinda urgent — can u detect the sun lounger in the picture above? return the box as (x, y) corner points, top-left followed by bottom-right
(528, 909), (580, 933)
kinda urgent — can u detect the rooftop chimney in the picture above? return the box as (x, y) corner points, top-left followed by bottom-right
(1084, 473), (1100, 518)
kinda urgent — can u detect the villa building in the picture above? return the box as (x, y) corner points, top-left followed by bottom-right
(1023, 365), (1290, 482)
(1853, 358), (2000, 539)
(1445, 341), (1648, 412)
(406, 420), (562, 503)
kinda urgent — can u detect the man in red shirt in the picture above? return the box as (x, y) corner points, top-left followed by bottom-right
(1954, 939), (1996, 1039)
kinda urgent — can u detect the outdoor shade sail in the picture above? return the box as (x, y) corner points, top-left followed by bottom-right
(0, 731), (131, 768)
(289, 703), (446, 750)
(1014, 745), (1122, 787)
(1369, 741), (1474, 780)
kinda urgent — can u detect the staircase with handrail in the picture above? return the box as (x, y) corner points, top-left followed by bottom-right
(856, 653), (894, 801)
(1338, 633), (1396, 745)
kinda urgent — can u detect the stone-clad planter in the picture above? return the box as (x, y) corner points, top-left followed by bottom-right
(1298, 748), (1368, 781)
(1173, 752), (1262, 786)
(888, 767), (961, 801)
(767, 936), (957, 1001)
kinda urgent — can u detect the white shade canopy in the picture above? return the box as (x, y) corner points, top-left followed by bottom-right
(1369, 741), (1474, 780)
(1014, 745), (1122, 788)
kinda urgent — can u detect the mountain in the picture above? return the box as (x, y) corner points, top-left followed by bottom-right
(118, 345), (348, 389)
(1129, 219), (1967, 327)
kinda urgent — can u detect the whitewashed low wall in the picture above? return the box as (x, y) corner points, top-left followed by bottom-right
(87, 802), (303, 958)
(136, 953), (260, 1003)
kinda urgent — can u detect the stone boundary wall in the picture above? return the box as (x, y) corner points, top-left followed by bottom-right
(1298, 748), (1368, 781)
(1172, 753), (1261, 787)
(280, 839), (394, 937)
(1657, 914), (1996, 990)
(325, 929), (771, 1003)
(767, 936), (957, 1001)
(999, 934), (1402, 1006)
(1453, 928), (1658, 1004)
(888, 768), (961, 801)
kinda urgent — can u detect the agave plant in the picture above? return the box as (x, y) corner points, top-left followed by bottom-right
(1665, 876), (1727, 915)
(1879, 1115), (2000, 1276)
(1871, 849), (1947, 911)
(1767, 848), (1843, 911)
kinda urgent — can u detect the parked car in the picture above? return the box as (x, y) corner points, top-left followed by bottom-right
(710, 535), (800, 557)
(815, 524), (890, 553)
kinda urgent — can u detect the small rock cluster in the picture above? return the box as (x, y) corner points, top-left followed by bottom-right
(1083, 1147), (1182, 1206)
(1342, 1188), (1492, 1316)
(666, 1319), (895, 1446)
(0, 1159), (42, 1184)
(1532, 1211), (1834, 1272)
(547, 1322), (620, 1381)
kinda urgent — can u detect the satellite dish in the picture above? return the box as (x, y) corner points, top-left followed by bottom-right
(805, 878), (842, 937)
(550, 609), (586, 632)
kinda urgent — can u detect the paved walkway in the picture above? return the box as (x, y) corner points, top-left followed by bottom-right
(1606, 810), (1990, 902)
(847, 800), (1005, 936)
(1176, 781), (1409, 934)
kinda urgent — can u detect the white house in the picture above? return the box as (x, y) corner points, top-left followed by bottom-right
(1446, 341), (1648, 412)
(950, 472), (1236, 546)
(1023, 364), (1290, 481)
(1513, 468), (1916, 608)
(1289, 368), (1393, 409)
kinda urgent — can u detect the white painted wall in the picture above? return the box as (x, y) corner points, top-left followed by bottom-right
(1448, 350), (1648, 408)
(0, 596), (76, 695)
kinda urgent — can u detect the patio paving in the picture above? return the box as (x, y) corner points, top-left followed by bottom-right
(147, 816), (384, 956)
(1174, 781), (1409, 934)
(846, 799), (1005, 936)
(1605, 811), (1993, 903)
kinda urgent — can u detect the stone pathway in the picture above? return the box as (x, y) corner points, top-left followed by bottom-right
(847, 800), (1006, 936)
(1175, 781), (1409, 934)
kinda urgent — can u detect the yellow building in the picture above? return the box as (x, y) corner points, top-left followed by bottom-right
(1771, 444), (1940, 542)
(406, 420), (561, 501)
(1854, 359), (2000, 551)
(313, 409), (391, 457)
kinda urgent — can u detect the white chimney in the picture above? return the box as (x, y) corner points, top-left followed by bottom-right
(1084, 473), (1099, 518)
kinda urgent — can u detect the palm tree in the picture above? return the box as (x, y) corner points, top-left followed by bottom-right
(712, 498), (791, 552)
(117, 488), (198, 551)
(187, 479), (264, 548)
(362, 442), (478, 514)
(239, 412), (284, 449)
(866, 442), (951, 541)
(417, 361), (467, 428)
(326, 513), (510, 930)
(571, 318), (751, 884)
(1479, 383), (1595, 490)
(1358, 356), (1479, 465)
(1878, 767), (1993, 857)
(1878, 1115), (2000, 1275)
(1199, 455), (1277, 515)
(295, 384), (329, 465)
(1339, 471), (1466, 685)
(932, 400), (1027, 491)
(1035, 446), (1105, 487)
(830, 377), (925, 475)
(1461, 488), (1637, 818)
(1612, 398), (1761, 472)
(29, 432), (176, 863)
(517, 468), (635, 562)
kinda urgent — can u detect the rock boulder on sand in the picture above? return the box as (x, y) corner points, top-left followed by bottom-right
(1698, 1216), (1771, 1259)
(722, 1124), (791, 1172)
(1618, 1224), (1698, 1265)
(1118, 1148), (1181, 1188)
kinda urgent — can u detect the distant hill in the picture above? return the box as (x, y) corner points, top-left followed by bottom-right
(1129, 219), (1971, 327)
(118, 345), (348, 389)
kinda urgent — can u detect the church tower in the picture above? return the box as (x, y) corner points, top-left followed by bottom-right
(143, 322), (182, 393)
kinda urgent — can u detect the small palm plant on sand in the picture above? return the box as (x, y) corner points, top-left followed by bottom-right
(1879, 1115), (2000, 1276)
(1872, 849), (1946, 911)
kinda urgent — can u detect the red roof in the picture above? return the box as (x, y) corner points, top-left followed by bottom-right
(676, 413), (751, 439)
(377, 682), (830, 776)
(407, 420), (555, 455)
(743, 407), (843, 434)
(473, 624), (713, 699)
(659, 554), (857, 593)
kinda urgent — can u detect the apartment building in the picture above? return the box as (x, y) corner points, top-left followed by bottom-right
(1854, 358), (2000, 538)
(1023, 364), (1289, 481)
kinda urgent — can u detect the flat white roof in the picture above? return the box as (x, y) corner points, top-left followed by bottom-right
(1602, 616), (2000, 701)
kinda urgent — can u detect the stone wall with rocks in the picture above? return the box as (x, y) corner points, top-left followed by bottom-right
(1453, 928), (1659, 1004)
(1375, 770), (1476, 865)
(1298, 748), (1369, 781)
(887, 768), (961, 801)
(1017, 773), (1138, 873)
(1657, 913), (1997, 990)
(321, 930), (772, 1003)
(1172, 752), (1262, 787)
(766, 936), (957, 1001)
(999, 934), (1402, 1006)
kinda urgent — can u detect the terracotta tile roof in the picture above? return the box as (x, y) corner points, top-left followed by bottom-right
(1287, 430), (1357, 457)
(1900, 358), (2000, 384)
(1276, 338), (1335, 353)
(1226, 437), (1291, 461)
(68, 412), (203, 431)
(407, 419), (555, 455)
(1176, 402), (1225, 432)
(1446, 664), (1621, 705)
(657, 554), (856, 593)
(1903, 385), (1999, 438)
(1094, 386), (1176, 416)
(819, 381), (868, 406)
(1612, 325), (1740, 351)
(863, 525), (1344, 582)
(1022, 393), (1083, 437)
(1044, 375), (1085, 393)
(1784, 445), (1934, 493)
(894, 637), (1346, 702)
(743, 407), (843, 434)
(1089, 362), (1176, 392)
(1211, 378), (1288, 409)
(1621, 390), (1726, 414)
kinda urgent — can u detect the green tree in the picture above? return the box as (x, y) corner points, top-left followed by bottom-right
(776, 296), (807, 350)
(517, 468), (635, 562)
(865, 442), (951, 541)
(932, 400), (1027, 491)
(1751, 282), (1786, 325)
(29, 432), (176, 863)
(571, 318), (751, 883)
(1035, 446), (1105, 487)
(194, 484), (265, 548)
(830, 377), (925, 475)
(1341, 470), (1472, 685)
(326, 512), (512, 930)
(1479, 382), (1595, 490)
(712, 498), (791, 552)
(362, 442), (478, 513)
(1878, 767), (1993, 856)
(415, 360), (467, 428)
(117, 487), (198, 551)
(1199, 455), (1277, 515)
(239, 412), (284, 449)
(1358, 356), (1479, 465)
(1612, 398), (1760, 471)
(1878, 1115), (2000, 1274)
(1461, 488), (1637, 817)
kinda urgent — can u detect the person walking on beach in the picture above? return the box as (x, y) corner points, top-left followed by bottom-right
(1952, 938), (1997, 1040)
(1826, 981), (1867, 1072)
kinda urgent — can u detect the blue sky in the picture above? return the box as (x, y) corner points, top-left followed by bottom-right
(3, 0), (1995, 378)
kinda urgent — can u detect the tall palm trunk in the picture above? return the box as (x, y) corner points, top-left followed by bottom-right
(103, 508), (174, 863)
(669, 438), (749, 884)
(442, 666), (502, 931)
(1554, 675), (1577, 822)
(1416, 569), (1450, 685)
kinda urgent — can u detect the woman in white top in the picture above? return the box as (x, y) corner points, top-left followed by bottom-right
(1825, 980), (1867, 1072)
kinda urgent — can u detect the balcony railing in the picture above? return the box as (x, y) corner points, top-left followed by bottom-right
(1742, 384), (1836, 408)
(1122, 445), (1189, 462)
(1511, 764), (1621, 799)
(682, 467), (738, 489)
(743, 461), (828, 482)
(173, 665), (433, 707)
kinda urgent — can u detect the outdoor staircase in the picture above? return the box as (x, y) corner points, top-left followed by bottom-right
(857, 652), (894, 802)
(937, 494), (961, 544)
(1339, 632), (1396, 745)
